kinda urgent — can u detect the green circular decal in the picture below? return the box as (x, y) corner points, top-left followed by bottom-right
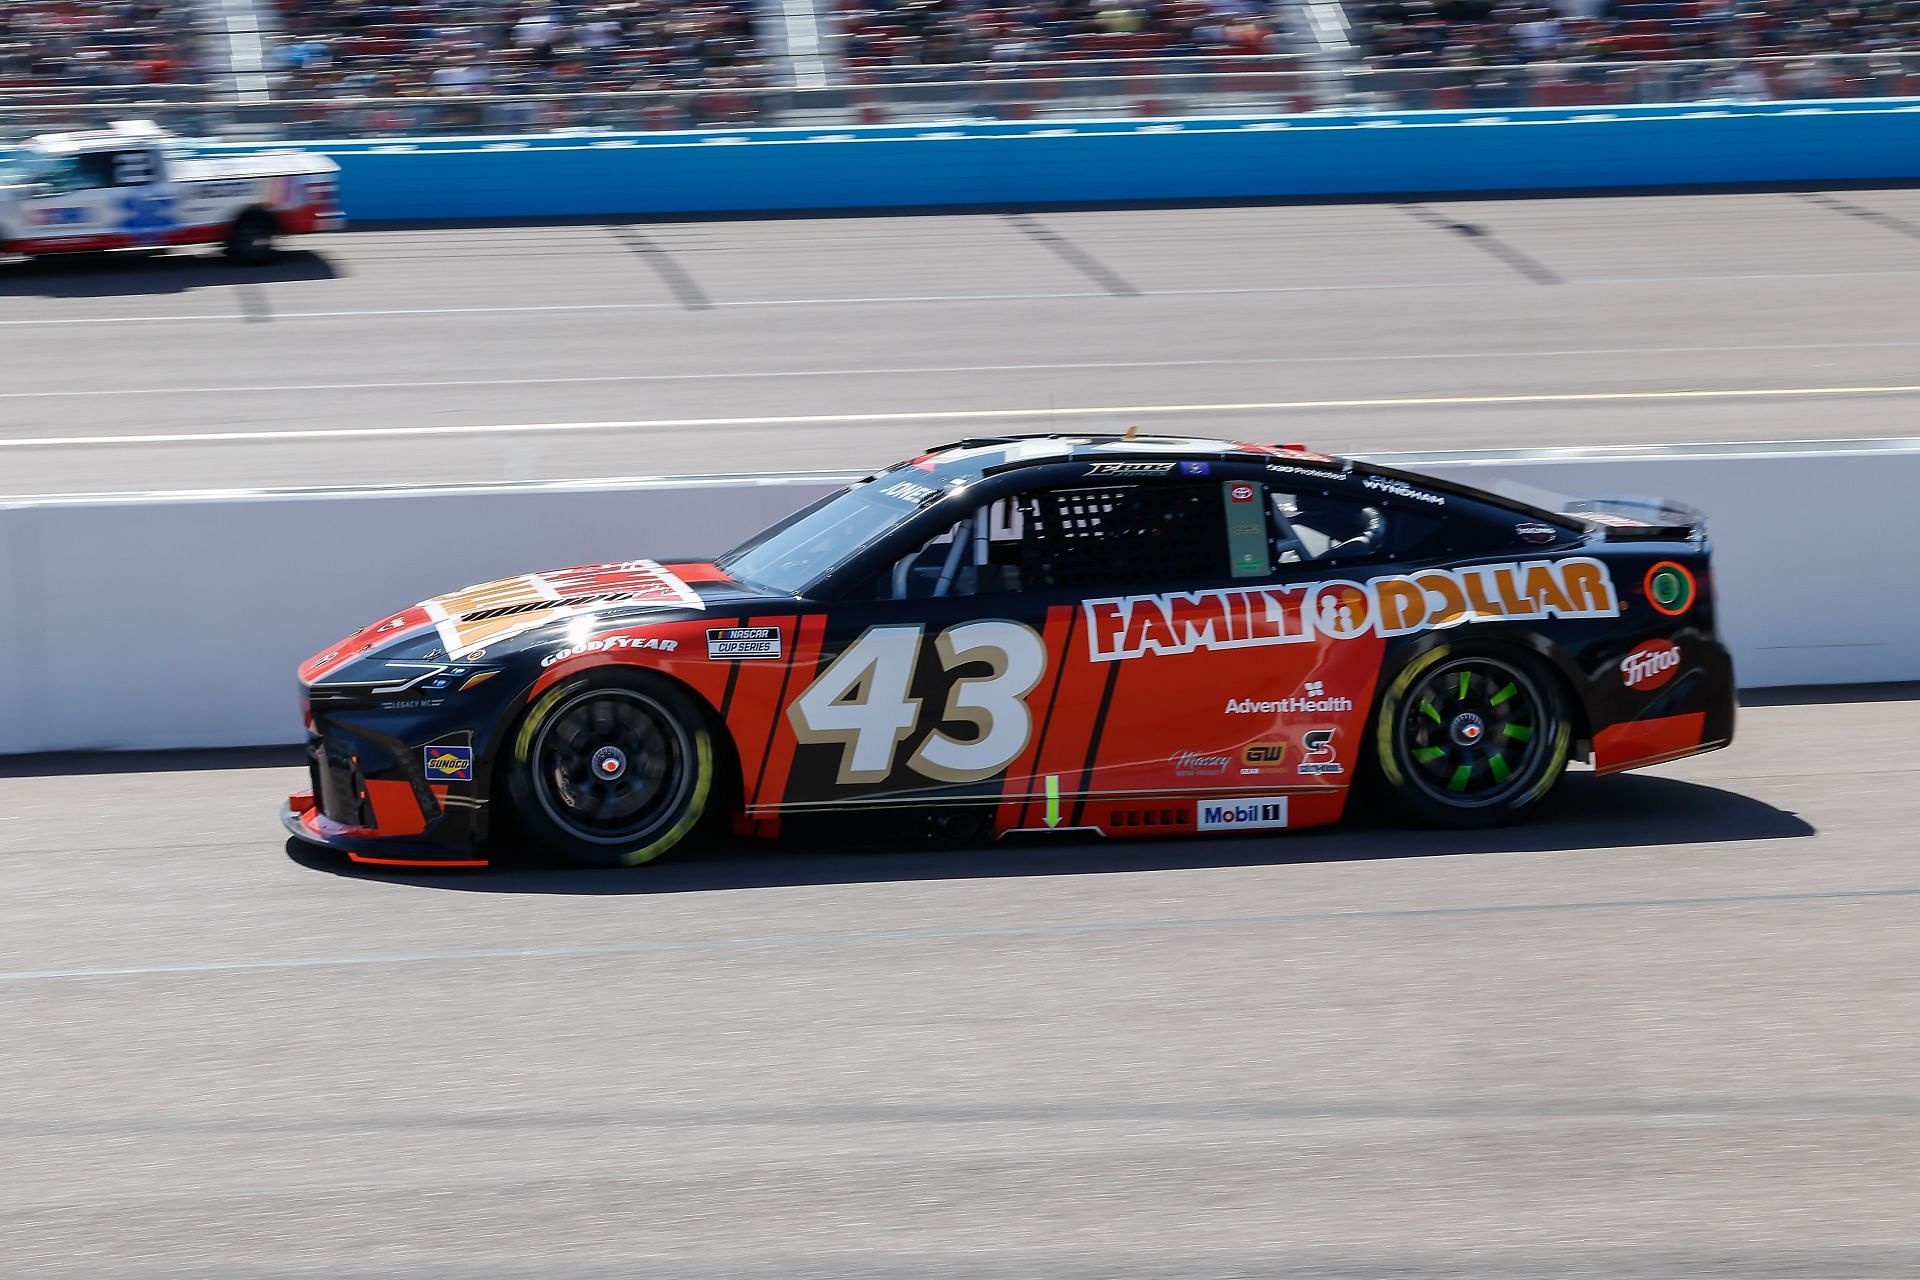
(1644, 562), (1695, 616)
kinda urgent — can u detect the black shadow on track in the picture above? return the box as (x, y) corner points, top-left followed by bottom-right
(0, 745), (306, 779)
(1738, 680), (1920, 707)
(284, 769), (1814, 897)
(0, 248), (340, 297)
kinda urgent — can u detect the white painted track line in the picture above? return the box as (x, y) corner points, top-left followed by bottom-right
(5, 268), (1918, 328)
(7, 383), (1920, 449)
(7, 340), (1920, 401)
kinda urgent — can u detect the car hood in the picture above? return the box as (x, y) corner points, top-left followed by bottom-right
(299, 559), (780, 685)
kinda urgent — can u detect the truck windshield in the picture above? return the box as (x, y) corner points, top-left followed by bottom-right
(719, 473), (948, 595)
(0, 151), (97, 194)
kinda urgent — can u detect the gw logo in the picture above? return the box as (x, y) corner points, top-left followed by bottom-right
(1242, 742), (1286, 764)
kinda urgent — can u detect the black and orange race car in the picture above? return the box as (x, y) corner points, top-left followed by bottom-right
(286, 434), (1734, 869)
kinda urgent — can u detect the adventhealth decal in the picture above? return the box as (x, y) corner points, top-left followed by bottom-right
(1084, 558), (1618, 661)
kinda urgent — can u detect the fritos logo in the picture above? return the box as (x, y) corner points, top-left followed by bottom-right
(1084, 558), (1618, 662)
(1620, 639), (1682, 690)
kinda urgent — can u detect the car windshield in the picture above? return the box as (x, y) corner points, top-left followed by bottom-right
(0, 149), (60, 186)
(720, 473), (947, 595)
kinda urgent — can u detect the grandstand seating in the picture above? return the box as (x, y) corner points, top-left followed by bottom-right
(1353, 1), (1920, 69)
(0, 0), (205, 102)
(833, 0), (1292, 71)
(265, 0), (771, 102)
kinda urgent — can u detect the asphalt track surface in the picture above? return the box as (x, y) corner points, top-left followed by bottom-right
(5, 193), (1920, 1274)
(2, 688), (1918, 1277)
(6, 190), (1920, 495)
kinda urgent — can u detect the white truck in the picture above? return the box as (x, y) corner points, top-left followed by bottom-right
(0, 120), (341, 265)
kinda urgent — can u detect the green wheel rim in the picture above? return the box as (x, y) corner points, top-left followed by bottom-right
(1397, 656), (1555, 810)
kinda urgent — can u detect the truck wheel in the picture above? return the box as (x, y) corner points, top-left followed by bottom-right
(505, 672), (718, 868)
(224, 210), (278, 265)
(1373, 644), (1573, 829)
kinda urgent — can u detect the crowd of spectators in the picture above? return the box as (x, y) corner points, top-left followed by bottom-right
(8, 0), (1916, 133)
(0, 1), (204, 103)
(835, 0), (1292, 71)
(1356, 1), (1920, 69)
(266, 0), (771, 123)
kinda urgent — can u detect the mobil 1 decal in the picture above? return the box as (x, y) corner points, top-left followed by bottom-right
(783, 618), (1049, 803)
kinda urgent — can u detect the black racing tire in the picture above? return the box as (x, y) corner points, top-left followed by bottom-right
(223, 209), (278, 265)
(1373, 643), (1573, 829)
(505, 671), (717, 868)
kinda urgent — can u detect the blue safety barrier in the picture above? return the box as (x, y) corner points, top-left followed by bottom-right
(12, 99), (1920, 221)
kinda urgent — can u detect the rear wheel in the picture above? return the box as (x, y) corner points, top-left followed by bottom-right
(1374, 645), (1571, 828)
(223, 209), (277, 265)
(506, 673), (716, 867)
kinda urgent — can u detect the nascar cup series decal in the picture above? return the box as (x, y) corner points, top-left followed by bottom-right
(1084, 558), (1618, 661)
(424, 561), (703, 658)
(707, 627), (782, 659)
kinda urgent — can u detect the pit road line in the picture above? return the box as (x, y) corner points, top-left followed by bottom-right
(3, 884), (1915, 985)
(7, 340), (1920, 401)
(4, 268), (1916, 328)
(7, 383), (1920, 449)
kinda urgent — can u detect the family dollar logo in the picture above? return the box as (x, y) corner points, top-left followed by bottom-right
(1083, 559), (1619, 662)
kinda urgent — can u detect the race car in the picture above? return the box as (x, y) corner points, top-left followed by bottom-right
(0, 120), (340, 264)
(286, 434), (1735, 869)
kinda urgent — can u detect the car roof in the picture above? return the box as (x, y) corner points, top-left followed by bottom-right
(32, 119), (167, 154)
(903, 433), (1343, 475)
(895, 432), (1581, 528)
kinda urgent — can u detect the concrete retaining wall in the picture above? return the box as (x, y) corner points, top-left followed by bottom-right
(1, 440), (1911, 754)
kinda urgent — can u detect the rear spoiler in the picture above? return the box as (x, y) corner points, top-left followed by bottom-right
(1556, 494), (1707, 543)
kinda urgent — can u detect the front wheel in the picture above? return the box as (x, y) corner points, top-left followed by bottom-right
(506, 673), (717, 867)
(223, 210), (277, 265)
(1374, 645), (1572, 829)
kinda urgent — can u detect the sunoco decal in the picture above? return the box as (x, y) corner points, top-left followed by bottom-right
(423, 744), (474, 782)
(1084, 558), (1618, 662)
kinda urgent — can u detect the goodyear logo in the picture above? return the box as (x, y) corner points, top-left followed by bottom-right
(423, 744), (474, 782)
